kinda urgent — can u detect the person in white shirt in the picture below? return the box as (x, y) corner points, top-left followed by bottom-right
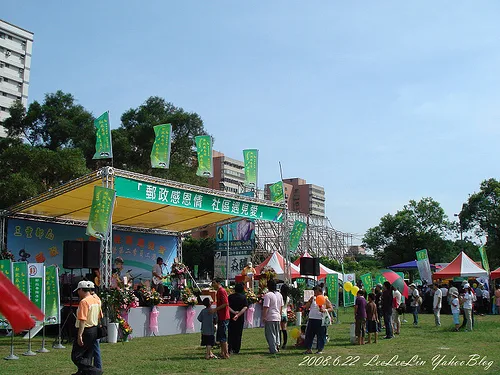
(152, 257), (166, 296)
(461, 283), (473, 331)
(409, 284), (420, 325)
(262, 279), (284, 354)
(482, 287), (490, 315)
(450, 291), (460, 331)
(392, 286), (402, 334)
(432, 283), (442, 326)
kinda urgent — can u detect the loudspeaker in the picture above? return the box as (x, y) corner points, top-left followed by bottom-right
(63, 240), (83, 269)
(300, 257), (320, 276)
(83, 241), (100, 269)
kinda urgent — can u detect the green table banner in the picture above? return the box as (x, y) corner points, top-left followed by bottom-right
(0, 259), (13, 328)
(92, 111), (113, 159)
(28, 263), (45, 324)
(13, 261), (29, 297)
(45, 265), (60, 325)
(151, 124), (172, 169)
(86, 185), (116, 240)
(243, 149), (258, 188)
(115, 176), (284, 222)
(326, 274), (339, 307)
(360, 272), (373, 291)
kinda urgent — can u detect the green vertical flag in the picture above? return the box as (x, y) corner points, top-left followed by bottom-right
(360, 273), (373, 291)
(374, 273), (387, 286)
(0, 260), (13, 328)
(326, 274), (339, 307)
(269, 181), (284, 202)
(289, 220), (306, 251)
(478, 246), (490, 273)
(151, 124), (172, 169)
(28, 263), (45, 324)
(92, 111), (113, 159)
(86, 186), (116, 240)
(243, 149), (258, 187)
(193, 265), (199, 279)
(13, 261), (29, 297)
(45, 265), (60, 325)
(195, 135), (213, 177)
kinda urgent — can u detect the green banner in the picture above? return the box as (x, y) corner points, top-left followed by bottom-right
(374, 274), (387, 286)
(45, 265), (60, 325)
(195, 135), (213, 177)
(269, 181), (284, 202)
(0, 260), (13, 328)
(343, 273), (356, 307)
(360, 273), (372, 291)
(478, 246), (490, 273)
(289, 221), (307, 251)
(194, 265), (198, 279)
(28, 263), (45, 323)
(92, 111), (113, 159)
(151, 124), (172, 169)
(115, 176), (284, 222)
(13, 261), (29, 297)
(243, 149), (258, 188)
(326, 274), (339, 307)
(295, 278), (306, 287)
(86, 185), (116, 240)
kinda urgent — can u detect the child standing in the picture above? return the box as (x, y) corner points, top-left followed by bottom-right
(197, 298), (218, 359)
(366, 293), (378, 344)
(354, 290), (367, 345)
(450, 291), (460, 331)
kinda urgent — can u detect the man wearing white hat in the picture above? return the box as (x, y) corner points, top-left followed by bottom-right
(71, 280), (103, 375)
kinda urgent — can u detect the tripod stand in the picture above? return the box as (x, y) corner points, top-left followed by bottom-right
(53, 269), (78, 349)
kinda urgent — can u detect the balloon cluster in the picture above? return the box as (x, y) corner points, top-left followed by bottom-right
(291, 327), (301, 339)
(343, 281), (360, 296)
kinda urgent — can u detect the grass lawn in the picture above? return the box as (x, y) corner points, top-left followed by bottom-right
(1, 309), (499, 375)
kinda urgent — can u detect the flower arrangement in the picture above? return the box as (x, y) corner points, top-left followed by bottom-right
(181, 288), (198, 306)
(245, 289), (259, 304)
(0, 248), (15, 261)
(261, 266), (276, 281)
(171, 262), (188, 277)
(137, 286), (162, 307)
(99, 287), (139, 322)
(117, 313), (133, 337)
(287, 310), (297, 324)
(257, 288), (268, 304)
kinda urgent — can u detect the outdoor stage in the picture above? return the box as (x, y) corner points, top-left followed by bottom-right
(127, 303), (264, 338)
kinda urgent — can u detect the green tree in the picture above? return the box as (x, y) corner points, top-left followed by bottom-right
(363, 198), (455, 266)
(181, 237), (216, 280)
(459, 178), (500, 269)
(113, 97), (211, 186)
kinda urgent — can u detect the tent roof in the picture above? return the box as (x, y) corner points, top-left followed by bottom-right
(432, 251), (488, 279)
(293, 251), (343, 281)
(255, 252), (301, 279)
(388, 260), (441, 270)
(491, 267), (500, 280)
(4, 168), (284, 233)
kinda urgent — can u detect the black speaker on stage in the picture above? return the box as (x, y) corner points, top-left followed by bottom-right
(83, 241), (100, 269)
(63, 240), (83, 269)
(300, 257), (320, 276)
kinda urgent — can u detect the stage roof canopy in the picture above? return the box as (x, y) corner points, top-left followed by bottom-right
(4, 168), (284, 233)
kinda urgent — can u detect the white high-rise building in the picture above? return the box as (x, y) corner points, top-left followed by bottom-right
(0, 19), (34, 137)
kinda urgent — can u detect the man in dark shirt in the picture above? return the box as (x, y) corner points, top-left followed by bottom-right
(228, 283), (248, 354)
(374, 284), (383, 332)
(354, 290), (367, 345)
(382, 281), (394, 339)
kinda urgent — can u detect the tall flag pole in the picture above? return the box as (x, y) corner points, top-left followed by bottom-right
(92, 111), (113, 160)
(195, 136), (213, 178)
(151, 124), (172, 169)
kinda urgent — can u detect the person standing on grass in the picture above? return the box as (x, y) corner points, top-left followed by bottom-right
(366, 293), (378, 344)
(409, 283), (420, 326)
(450, 291), (460, 331)
(354, 289), (367, 345)
(391, 286), (401, 335)
(210, 278), (230, 359)
(262, 279), (283, 354)
(303, 286), (326, 354)
(461, 283), (473, 331)
(90, 289), (102, 372)
(433, 283), (442, 326)
(198, 298), (218, 359)
(382, 282), (393, 339)
(374, 284), (383, 332)
(279, 284), (291, 349)
(228, 283), (248, 354)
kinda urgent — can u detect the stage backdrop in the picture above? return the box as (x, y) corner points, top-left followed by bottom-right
(6, 218), (177, 283)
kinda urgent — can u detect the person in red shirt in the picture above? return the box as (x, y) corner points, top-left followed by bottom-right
(210, 278), (230, 359)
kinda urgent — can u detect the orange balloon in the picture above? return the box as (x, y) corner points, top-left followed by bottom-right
(316, 295), (326, 306)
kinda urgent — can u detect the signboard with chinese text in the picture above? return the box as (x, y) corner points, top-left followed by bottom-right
(92, 111), (113, 159)
(28, 263), (45, 325)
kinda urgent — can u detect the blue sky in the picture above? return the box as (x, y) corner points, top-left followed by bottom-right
(4, 1), (500, 240)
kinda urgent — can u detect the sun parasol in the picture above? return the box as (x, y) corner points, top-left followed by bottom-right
(379, 269), (409, 298)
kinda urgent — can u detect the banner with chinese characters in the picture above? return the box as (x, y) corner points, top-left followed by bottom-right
(0, 259), (13, 328)
(343, 273), (355, 307)
(92, 111), (113, 159)
(289, 221), (306, 251)
(114, 176), (284, 222)
(13, 261), (29, 297)
(360, 272), (373, 291)
(7, 218), (177, 279)
(195, 135), (213, 178)
(44, 265), (60, 325)
(86, 186), (116, 240)
(269, 181), (284, 203)
(243, 149), (258, 188)
(215, 220), (255, 251)
(151, 124), (172, 169)
(326, 273), (339, 308)
(214, 249), (252, 279)
(416, 249), (433, 286)
(28, 263), (45, 325)
(478, 246), (490, 273)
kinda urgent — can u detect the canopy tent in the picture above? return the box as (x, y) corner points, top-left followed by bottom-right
(293, 251), (343, 281)
(2, 167), (284, 287)
(255, 252), (301, 279)
(491, 267), (500, 280)
(432, 251), (488, 280)
(388, 260), (442, 271)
